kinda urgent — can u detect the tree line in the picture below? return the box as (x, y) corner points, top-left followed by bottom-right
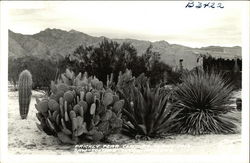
(8, 39), (182, 91)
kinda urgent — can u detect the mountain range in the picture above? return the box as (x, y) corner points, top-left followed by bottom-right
(9, 28), (241, 70)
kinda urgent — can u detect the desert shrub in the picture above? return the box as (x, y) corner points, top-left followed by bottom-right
(202, 55), (242, 90)
(35, 69), (123, 144)
(8, 58), (21, 90)
(117, 70), (178, 139)
(172, 70), (239, 135)
(8, 56), (57, 91)
(62, 39), (180, 88)
(62, 39), (138, 84)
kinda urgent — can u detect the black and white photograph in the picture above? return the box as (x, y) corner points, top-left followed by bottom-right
(0, 1), (249, 163)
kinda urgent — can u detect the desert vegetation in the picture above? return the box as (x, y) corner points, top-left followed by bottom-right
(202, 55), (242, 90)
(9, 39), (241, 146)
(9, 56), (57, 92)
(172, 70), (239, 135)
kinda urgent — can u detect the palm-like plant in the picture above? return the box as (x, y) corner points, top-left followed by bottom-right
(172, 70), (239, 135)
(118, 71), (179, 138)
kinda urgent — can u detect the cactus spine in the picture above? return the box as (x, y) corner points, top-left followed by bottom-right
(18, 70), (32, 119)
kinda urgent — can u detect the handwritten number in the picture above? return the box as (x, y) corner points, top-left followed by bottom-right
(196, 2), (202, 8)
(217, 3), (224, 8)
(185, 1), (194, 8)
(185, 1), (224, 9)
(210, 2), (215, 8)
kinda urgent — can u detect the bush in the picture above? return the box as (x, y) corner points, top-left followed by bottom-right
(172, 70), (239, 135)
(202, 55), (242, 90)
(62, 39), (179, 88)
(8, 56), (57, 92)
(62, 39), (137, 84)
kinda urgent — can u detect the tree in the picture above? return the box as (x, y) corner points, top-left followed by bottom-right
(60, 39), (179, 87)
(63, 39), (140, 83)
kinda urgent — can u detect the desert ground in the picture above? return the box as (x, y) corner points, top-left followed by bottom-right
(8, 90), (242, 155)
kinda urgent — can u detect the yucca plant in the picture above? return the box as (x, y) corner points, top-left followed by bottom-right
(118, 71), (179, 139)
(172, 70), (239, 135)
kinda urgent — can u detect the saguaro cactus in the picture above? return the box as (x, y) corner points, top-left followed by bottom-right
(18, 70), (32, 119)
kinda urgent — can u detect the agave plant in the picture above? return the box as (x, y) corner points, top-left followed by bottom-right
(118, 71), (178, 139)
(172, 70), (239, 135)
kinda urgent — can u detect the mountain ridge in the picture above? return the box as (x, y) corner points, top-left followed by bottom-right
(9, 28), (241, 70)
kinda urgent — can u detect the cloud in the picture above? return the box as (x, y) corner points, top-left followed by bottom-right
(7, 1), (244, 47)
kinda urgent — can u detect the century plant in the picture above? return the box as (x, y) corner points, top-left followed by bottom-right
(18, 70), (33, 119)
(118, 70), (178, 139)
(35, 69), (123, 144)
(172, 70), (239, 135)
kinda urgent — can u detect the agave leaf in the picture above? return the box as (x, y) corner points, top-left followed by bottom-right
(152, 101), (172, 131)
(122, 108), (139, 128)
(155, 108), (183, 132)
(133, 88), (146, 125)
(123, 122), (136, 131)
(138, 124), (147, 135)
(122, 126), (137, 137)
(152, 93), (171, 126)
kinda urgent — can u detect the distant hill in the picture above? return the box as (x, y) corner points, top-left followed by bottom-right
(9, 28), (241, 70)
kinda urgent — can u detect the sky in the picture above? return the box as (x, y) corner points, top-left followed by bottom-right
(6, 1), (245, 48)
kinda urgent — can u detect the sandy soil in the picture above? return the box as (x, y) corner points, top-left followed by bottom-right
(8, 90), (242, 155)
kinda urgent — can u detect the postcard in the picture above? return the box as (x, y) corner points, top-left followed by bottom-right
(0, 1), (249, 163)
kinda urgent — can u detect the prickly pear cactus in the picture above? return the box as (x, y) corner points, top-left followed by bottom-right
(117, 69), (136, 102)
(35, 69), (123, 144)
(117, 69), (135, 89)
(18, 70), (33, 119)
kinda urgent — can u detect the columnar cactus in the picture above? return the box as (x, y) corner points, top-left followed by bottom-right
(18, 70), (32, 119)
(35, 69), (123, 144)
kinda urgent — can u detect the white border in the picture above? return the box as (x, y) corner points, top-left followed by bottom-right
(241, 1), (250, 162)
(0, 1), (9, 163)
(1, 1), (249, 163)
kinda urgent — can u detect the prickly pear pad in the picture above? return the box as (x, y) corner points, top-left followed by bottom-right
(35, 70), (124, 144)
